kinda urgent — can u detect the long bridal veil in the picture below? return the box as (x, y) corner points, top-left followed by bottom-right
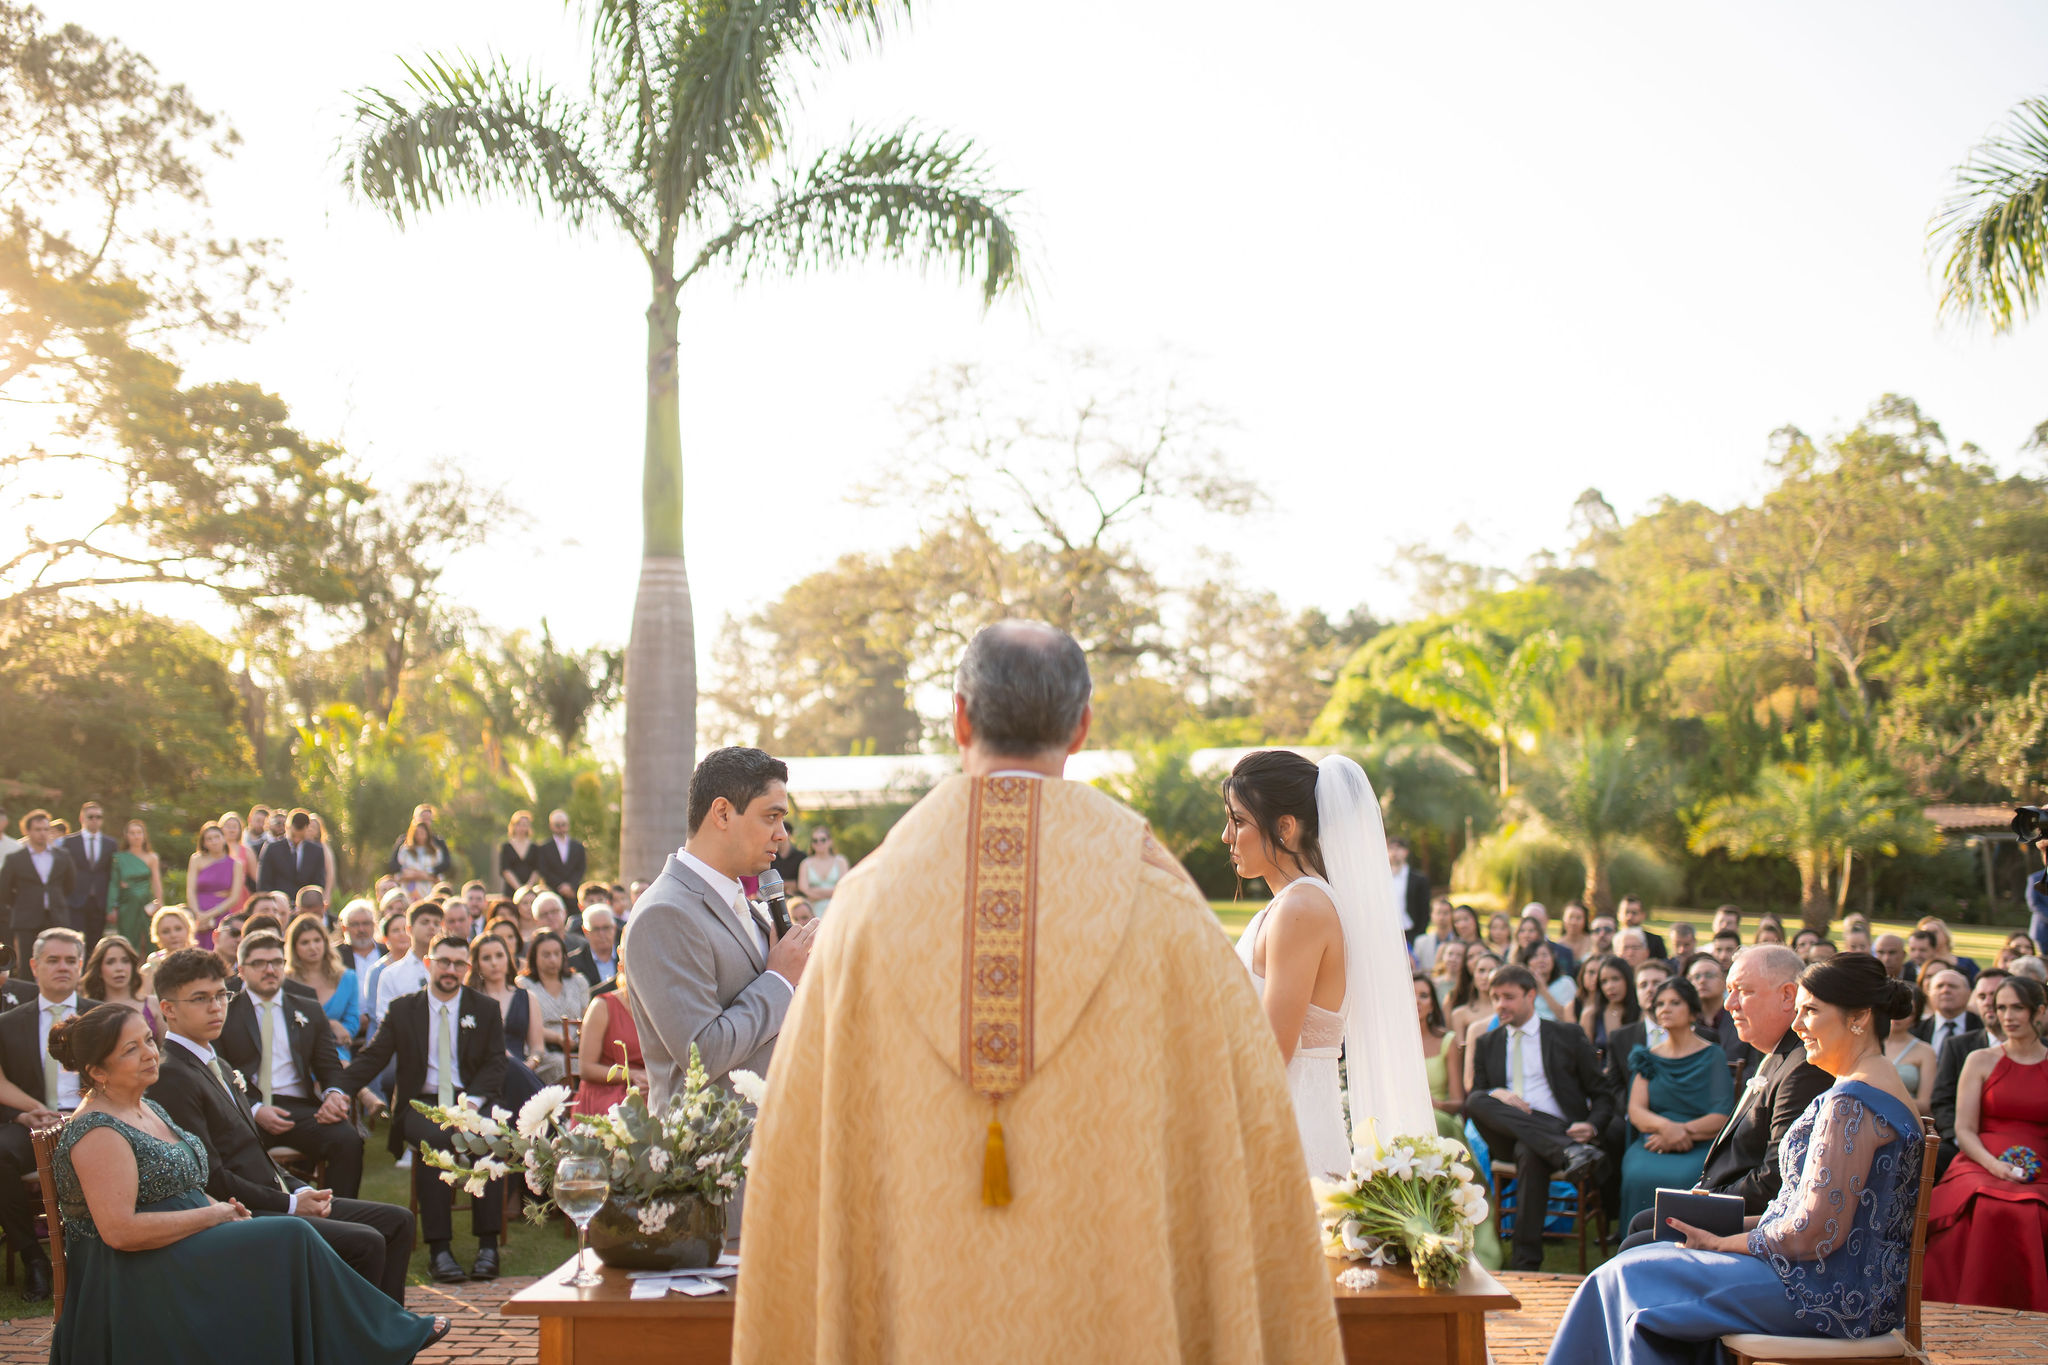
(1316, 754), (1439, 1147)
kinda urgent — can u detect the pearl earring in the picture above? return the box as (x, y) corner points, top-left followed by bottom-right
(1850, 1024), (1865, 1034)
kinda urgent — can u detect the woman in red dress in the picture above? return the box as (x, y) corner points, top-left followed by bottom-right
(571, 971), (646, 1117)
(1924, 975), (2048, 1310)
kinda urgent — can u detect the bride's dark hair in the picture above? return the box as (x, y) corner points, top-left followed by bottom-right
(1222, 750), (1326, 880)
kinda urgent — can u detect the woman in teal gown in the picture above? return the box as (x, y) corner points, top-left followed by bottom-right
(1618, 978), (1735, 1227)
(49, 1005), (448, 1364)
(1547, 953), (1924, 1365)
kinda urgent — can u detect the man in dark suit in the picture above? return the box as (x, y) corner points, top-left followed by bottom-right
(1684, 953), (1748, 1063)
(1614, 944), (1833, 1249)
(1464, 964), (1613, 1270)
(340, 933), (508, 1284)
(1387, 836), (1430, 946)
(0, 811), (76, 970)
(0, 928), (96, 1298)
(533, 809), (588, 908)
(147, 948), (414, 1305)
(564, 905), (619, 989)
(1911, 966), (1983, 1056)
(1619, 896), (1667, 962)
(259, 809), (327, 899)
(214, 931), (365, 1198)
(1929, 967), (2008, 1178)
(59, 802), (114, 957)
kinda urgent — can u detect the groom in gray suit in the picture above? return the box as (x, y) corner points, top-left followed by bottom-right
(620, 747), (818, 1106)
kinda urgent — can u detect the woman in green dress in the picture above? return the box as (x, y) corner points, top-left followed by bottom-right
(105, 819), (162, 950)
(50, 1005), (449, 1364)
(1618, 976), (1736, 1228)
(1414, 973), (1504, 1271)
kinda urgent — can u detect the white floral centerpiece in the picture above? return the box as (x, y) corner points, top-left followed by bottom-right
(1313, 1121), (1490, 1290)
(411, 1045), (763, 1268)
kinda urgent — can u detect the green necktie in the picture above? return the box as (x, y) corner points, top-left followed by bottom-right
(1510, 1027), (1526, 1097)
(258, 1000), (276, 1107)
(436, 1003), (456, 1107)
(43, 1003), (67, 1105)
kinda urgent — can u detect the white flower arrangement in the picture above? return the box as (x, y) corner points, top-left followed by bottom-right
(1315, 1121), (1490, 1289)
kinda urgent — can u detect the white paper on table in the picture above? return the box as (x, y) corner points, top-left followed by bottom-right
(717, 1252), (740, 1266)
(630, 1278), (675, 1299)
(672, 1277), (726, 1296)
(690, 1265), (738, 1279)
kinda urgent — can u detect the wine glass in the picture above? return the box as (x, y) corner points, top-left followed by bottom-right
(554, 1154), (609, 1288)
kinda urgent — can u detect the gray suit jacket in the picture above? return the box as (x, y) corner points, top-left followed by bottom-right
(620, 854), (789, 1105)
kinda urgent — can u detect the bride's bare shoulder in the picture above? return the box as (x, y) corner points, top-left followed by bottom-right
(1268, 878), (1338, 924)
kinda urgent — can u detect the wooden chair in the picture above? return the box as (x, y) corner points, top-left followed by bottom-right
(1720, 1117), (1941, 1364)
(1, 1169), (40, 1287)
(267, 1144), (327, 1191)
(1490, 1157), (1610, 1273)
(561, 1016), (582, 1083)
(29, 1124), (64, 1323)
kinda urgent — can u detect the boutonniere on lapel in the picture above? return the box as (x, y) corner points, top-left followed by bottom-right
(292, 1010), (309, 1028)
(229, 1068), (248, 1094)
(461, 1014), (476, 1030)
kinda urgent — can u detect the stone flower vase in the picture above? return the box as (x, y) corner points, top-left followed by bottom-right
(586, 1192), (726, 1271)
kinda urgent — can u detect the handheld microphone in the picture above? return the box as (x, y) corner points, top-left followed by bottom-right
(758, 867), (793, 937)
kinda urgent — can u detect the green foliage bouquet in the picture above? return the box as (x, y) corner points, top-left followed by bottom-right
(1312, 1123), (1490, 1290)
(411, 1046), (762, 1221)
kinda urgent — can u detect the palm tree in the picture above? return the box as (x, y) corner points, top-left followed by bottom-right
(1393, 626), (1578, 796)
(1933, 96), (2048, 332)
(1524, 727), (1665, 917)
(1687, 759), (1936, 931)
(343, 2), (1023, 876)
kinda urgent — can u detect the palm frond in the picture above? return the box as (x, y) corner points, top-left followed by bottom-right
(678, 126), (1023, 305)
(1933, 96), (2048, 332)
(582, 0), (669, 170)
(345, 54), (649, 247)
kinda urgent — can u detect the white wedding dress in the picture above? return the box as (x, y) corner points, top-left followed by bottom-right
(1239, 875), (1353, 1180)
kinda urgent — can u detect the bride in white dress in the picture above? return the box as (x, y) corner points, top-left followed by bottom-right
(1226, 750), (1438, 1178)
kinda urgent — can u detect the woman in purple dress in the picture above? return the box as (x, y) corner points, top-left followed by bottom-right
(183, 820), (242, 951)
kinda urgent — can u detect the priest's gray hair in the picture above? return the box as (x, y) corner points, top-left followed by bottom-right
(1737, 944), (1806, 984)
(954, 620), (1092, 756)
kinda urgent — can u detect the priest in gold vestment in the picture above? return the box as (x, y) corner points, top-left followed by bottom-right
(736, 622), (1342, 1365)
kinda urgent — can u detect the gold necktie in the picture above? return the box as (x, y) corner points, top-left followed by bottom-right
(43, 1003), (67, 1105)
(436, 1004), (456, 1107)
(259, 1000), (276, 1107)
(1510, 1027), (1526, 1097)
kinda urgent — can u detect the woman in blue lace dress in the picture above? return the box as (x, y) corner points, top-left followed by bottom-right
(49, 1005), (450, 1364)
(1546, 952), (1923, 1365)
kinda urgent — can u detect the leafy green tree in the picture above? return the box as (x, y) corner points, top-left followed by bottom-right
(345, 1), (1024, 876)
(1393, 624), (1579, 795)
(1932, 96), (2048, 332)
(1687, 759), (1937, 929)
(1523, 727), (1668, 915)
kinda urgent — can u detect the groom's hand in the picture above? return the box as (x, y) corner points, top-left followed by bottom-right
(767, 918), (819, 987)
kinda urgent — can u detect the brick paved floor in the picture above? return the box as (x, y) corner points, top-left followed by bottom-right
(0, 1271), (2036, 1361)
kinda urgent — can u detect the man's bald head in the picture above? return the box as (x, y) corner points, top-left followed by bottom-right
(953, 620), (1092, 761)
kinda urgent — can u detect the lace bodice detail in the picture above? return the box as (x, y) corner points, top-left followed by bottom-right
(1744, 1081), (1921, 1339)
(54, 1100), (209, 1244)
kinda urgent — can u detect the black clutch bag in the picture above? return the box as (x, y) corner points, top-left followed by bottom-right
(1652, 1188), (1745, 1243)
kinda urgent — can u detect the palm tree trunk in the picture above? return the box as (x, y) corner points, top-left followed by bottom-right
(1582, 846), (1613, 917)
(621, 283), (696, 880)
(1797, 853), (1832, 932)
(1498, 739), (1511, 797)
(1835, 847), (1854, 917)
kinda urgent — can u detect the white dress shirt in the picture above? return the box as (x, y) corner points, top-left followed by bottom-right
(1929, 1011), (1969, 1053)
(1389, 865), (1414, 933)
(422, 993), (465, 1096)
(675, 848), (789, 996)
(374, 954), (427, 1023)
(38, 993), (81, 1110)
(1502, 1014), (1565, 1122)
(0, 834), (19, 863)
(244, 989), (307, 1100)
(28, 848), (52, 881)
(83, 832), (100, 864)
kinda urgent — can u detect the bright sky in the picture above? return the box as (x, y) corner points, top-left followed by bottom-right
(80, 0), (2048, 666)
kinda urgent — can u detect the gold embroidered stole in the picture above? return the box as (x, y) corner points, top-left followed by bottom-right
(961, 776), (1041, 1205)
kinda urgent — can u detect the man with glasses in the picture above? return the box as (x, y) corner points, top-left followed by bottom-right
(0, 929), (95, 1298)
(215, 931), (365, 1198)
(146, 947), (414, 1304)
(341, 935), (507, 1283)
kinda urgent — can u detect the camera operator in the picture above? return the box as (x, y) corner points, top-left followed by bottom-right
(2028, 836), (2048, 960)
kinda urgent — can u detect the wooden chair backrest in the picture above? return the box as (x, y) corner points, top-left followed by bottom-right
(30, 1124), (64, 1323)
(1903, 1117), (1939, 1350)
(562, 1016), (581, 1081)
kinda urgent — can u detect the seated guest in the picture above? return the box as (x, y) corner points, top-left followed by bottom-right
(1914, 967), (1982, 1055)
(1668, 922), (1697, 960)
(1999, 931), (2040, 971)
(1613, 926), (1650, 973)
(359, 904), (412, 1030)
(1578, 953), (1640, 1067)
(1684, 952), (1745, 1062)
(214, 930), (365, 1200)
(146, 948), (416, 1307)
(485, 911), (523, 963)
(143, 905), (196, 990)
(565, 904), (620, 988)
(1919, 916), (1981, 984)
(1710, 904), (1742, 938)
(1412, 896), (1455, 975)
(573, 967), (645, 1116)
(1516, 939), (1575, 1023)
(341, 934), (508, 1284)
(212, 914), (244, 975)
(372, 899), (439, 1025)
(1588, 913), (1617, 961)
(285, 913), (360, 1065)
(0, 928), (99, 1298)
(1842, 923), (1872, 954)
(48, 1004), (448, 1361)
(1932, 969), (2007, 1177)
(1923, 975), (2048, 1310)
(468, 931), (542, 1112)
(1546, 952), (1924, 1364)
(1707, 928), (1741, 970)
(1753, 915), (1786, 946)
(1614, 945), (1832, 1251)
(1455, 953), (1505, 1090)
(83, 933), (157, 1040)
(1617, 977), (1735, 1228)
(519, 928), (589, 1085)
(1463, 964), (1612, 1271)
(1905, 928), (1947, 985)
(1429, 938), (1466, 1007)
(1600, 960), (1683, 1151)
(1885, 982), (1939, 1114)
(1449, 903), (1483, 949)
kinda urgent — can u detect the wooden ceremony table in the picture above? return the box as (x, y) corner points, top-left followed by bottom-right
(504, 1253), (1520, 1365)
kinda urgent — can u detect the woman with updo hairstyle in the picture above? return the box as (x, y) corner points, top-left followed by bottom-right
(48, 1004), (451, 1359)
(1546, 952), (1925, 1365)
(1923, 973), (2048, 1310)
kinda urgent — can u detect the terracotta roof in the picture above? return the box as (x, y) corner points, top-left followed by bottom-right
(1922, 804), (2019, 833)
